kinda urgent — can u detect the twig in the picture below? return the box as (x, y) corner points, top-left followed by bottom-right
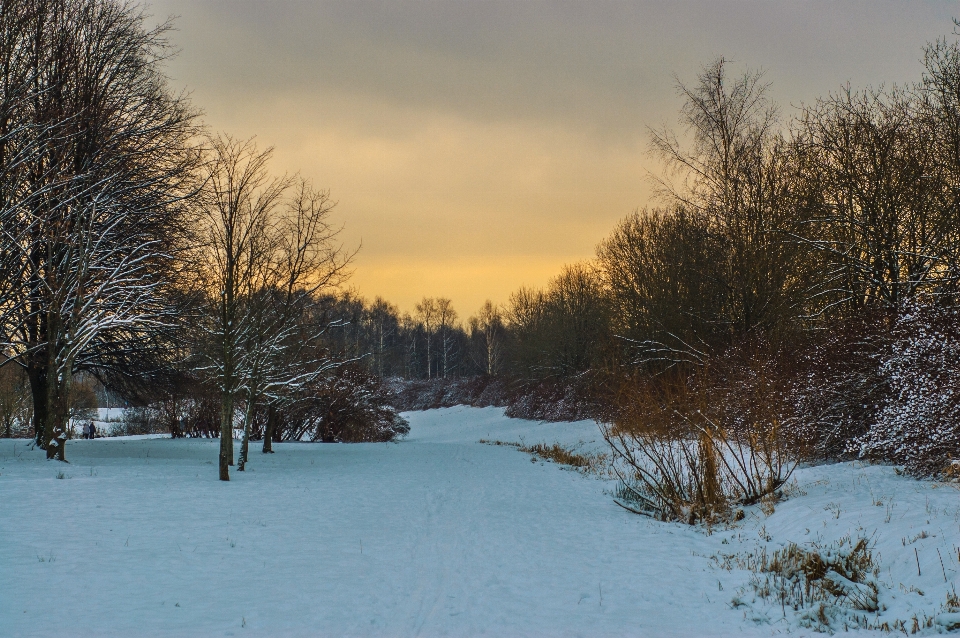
(938, 548), (947, 582)
(612, 498), (650, 516)
(915, 547), (921, 577)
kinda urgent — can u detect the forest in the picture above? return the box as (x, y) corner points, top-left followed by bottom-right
(1, 0), (960, 510)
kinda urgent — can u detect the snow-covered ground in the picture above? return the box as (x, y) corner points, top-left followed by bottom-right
(1, 406), (959, 637)
(95, 407), (126, 422)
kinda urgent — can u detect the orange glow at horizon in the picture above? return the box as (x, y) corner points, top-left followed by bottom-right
(150, 0), (954, 318)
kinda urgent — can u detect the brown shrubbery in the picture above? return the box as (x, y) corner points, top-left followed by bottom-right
(252, 365), (409, 444)
(605, 347), (798, 523)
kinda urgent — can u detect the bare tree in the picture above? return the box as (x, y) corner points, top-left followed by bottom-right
(644, 57), (812, 352)
(505, 264), (609, 378)
(235, 179), (351, 470)
(469, 300), (504, 376)
(0, 0), (200, 460)
(369, 297), (397, 378)
(414, 297), (438, 379)
(792, 81), (960, 313)
(195, 135), (287, 480)
(196, 137), (352, 478)
(435, 298), (458, 378)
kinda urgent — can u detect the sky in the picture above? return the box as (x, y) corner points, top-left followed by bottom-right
(147, 0), (957, 317)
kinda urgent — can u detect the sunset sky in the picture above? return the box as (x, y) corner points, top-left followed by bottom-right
(148, 0), (955, 317)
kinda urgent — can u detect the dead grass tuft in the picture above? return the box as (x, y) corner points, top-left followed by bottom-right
(722, 535), (889, 631)
(480, 439), (610, 476)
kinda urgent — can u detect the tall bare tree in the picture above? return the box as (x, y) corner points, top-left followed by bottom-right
(196, 137), (351, 479)
(646, 58), (812, 351)
(0, 0), (199, 460)
(435, 297), (458, 378)
(235, 179), (351, 471)
(414, 297), (438, 379)
(469, 300), (504, 376)
(196, 135), (287, 480)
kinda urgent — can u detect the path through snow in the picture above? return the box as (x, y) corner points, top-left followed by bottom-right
(2, 406), (959, 637)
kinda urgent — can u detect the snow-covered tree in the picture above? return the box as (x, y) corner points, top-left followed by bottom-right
(195, 136), (350, 480)
(0, 0), (199, 460)
(855, 304), (960, 476)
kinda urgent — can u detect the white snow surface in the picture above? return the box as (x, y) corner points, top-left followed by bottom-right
(2, 405), (959, 637)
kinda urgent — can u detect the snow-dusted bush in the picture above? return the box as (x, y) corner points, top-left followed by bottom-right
(855, 305), (960, 477)
(310, 367), (410, 442)
(788, 316), (890, 461)
(257, 366), (409, 443)
(382, 376), (510, 412)
(503, 377), (604, 422)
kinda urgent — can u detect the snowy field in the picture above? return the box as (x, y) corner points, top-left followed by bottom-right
(2, 406), (959, 637)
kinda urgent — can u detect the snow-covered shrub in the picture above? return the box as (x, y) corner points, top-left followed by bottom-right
(855, 304), (960, 477)
(310, 366), (410, 442)
(259, 366), (409, 443)
(503, 377), (605, 422)
(788, 316), (890, 461)
(382, 376), (510, 411)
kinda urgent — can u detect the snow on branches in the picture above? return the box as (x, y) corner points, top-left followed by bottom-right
(855, 304), (960, 477)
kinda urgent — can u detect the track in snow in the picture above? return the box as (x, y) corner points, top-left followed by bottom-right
(2, 406), (958, 637)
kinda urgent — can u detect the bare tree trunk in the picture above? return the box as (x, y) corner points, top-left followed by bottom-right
(219, 393), (233, 481)
(262, 403), (276, 453)
(28, 366), (47, 448)
(226, 417), (234, 464)
(44, 364), (71, 462)
(238, 398), (253, 470)
(425, 332), (431, 379)
(442, 328), (448, 378)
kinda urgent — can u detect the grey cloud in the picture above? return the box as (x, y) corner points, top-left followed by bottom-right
(155, 0), (956, 137)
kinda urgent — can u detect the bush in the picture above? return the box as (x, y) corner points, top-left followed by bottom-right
(255, 366), (409, 443)
(788, 315), (891, 461)
(310, 366), (410, 442)
(118, 406), (167, 436)
(855, 304), (960, 477)
(605, 351), (797, 523)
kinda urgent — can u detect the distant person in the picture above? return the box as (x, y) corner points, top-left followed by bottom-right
(89, 421), (96, 439)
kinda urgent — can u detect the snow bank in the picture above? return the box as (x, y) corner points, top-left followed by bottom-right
(2, 406), (958, 636)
